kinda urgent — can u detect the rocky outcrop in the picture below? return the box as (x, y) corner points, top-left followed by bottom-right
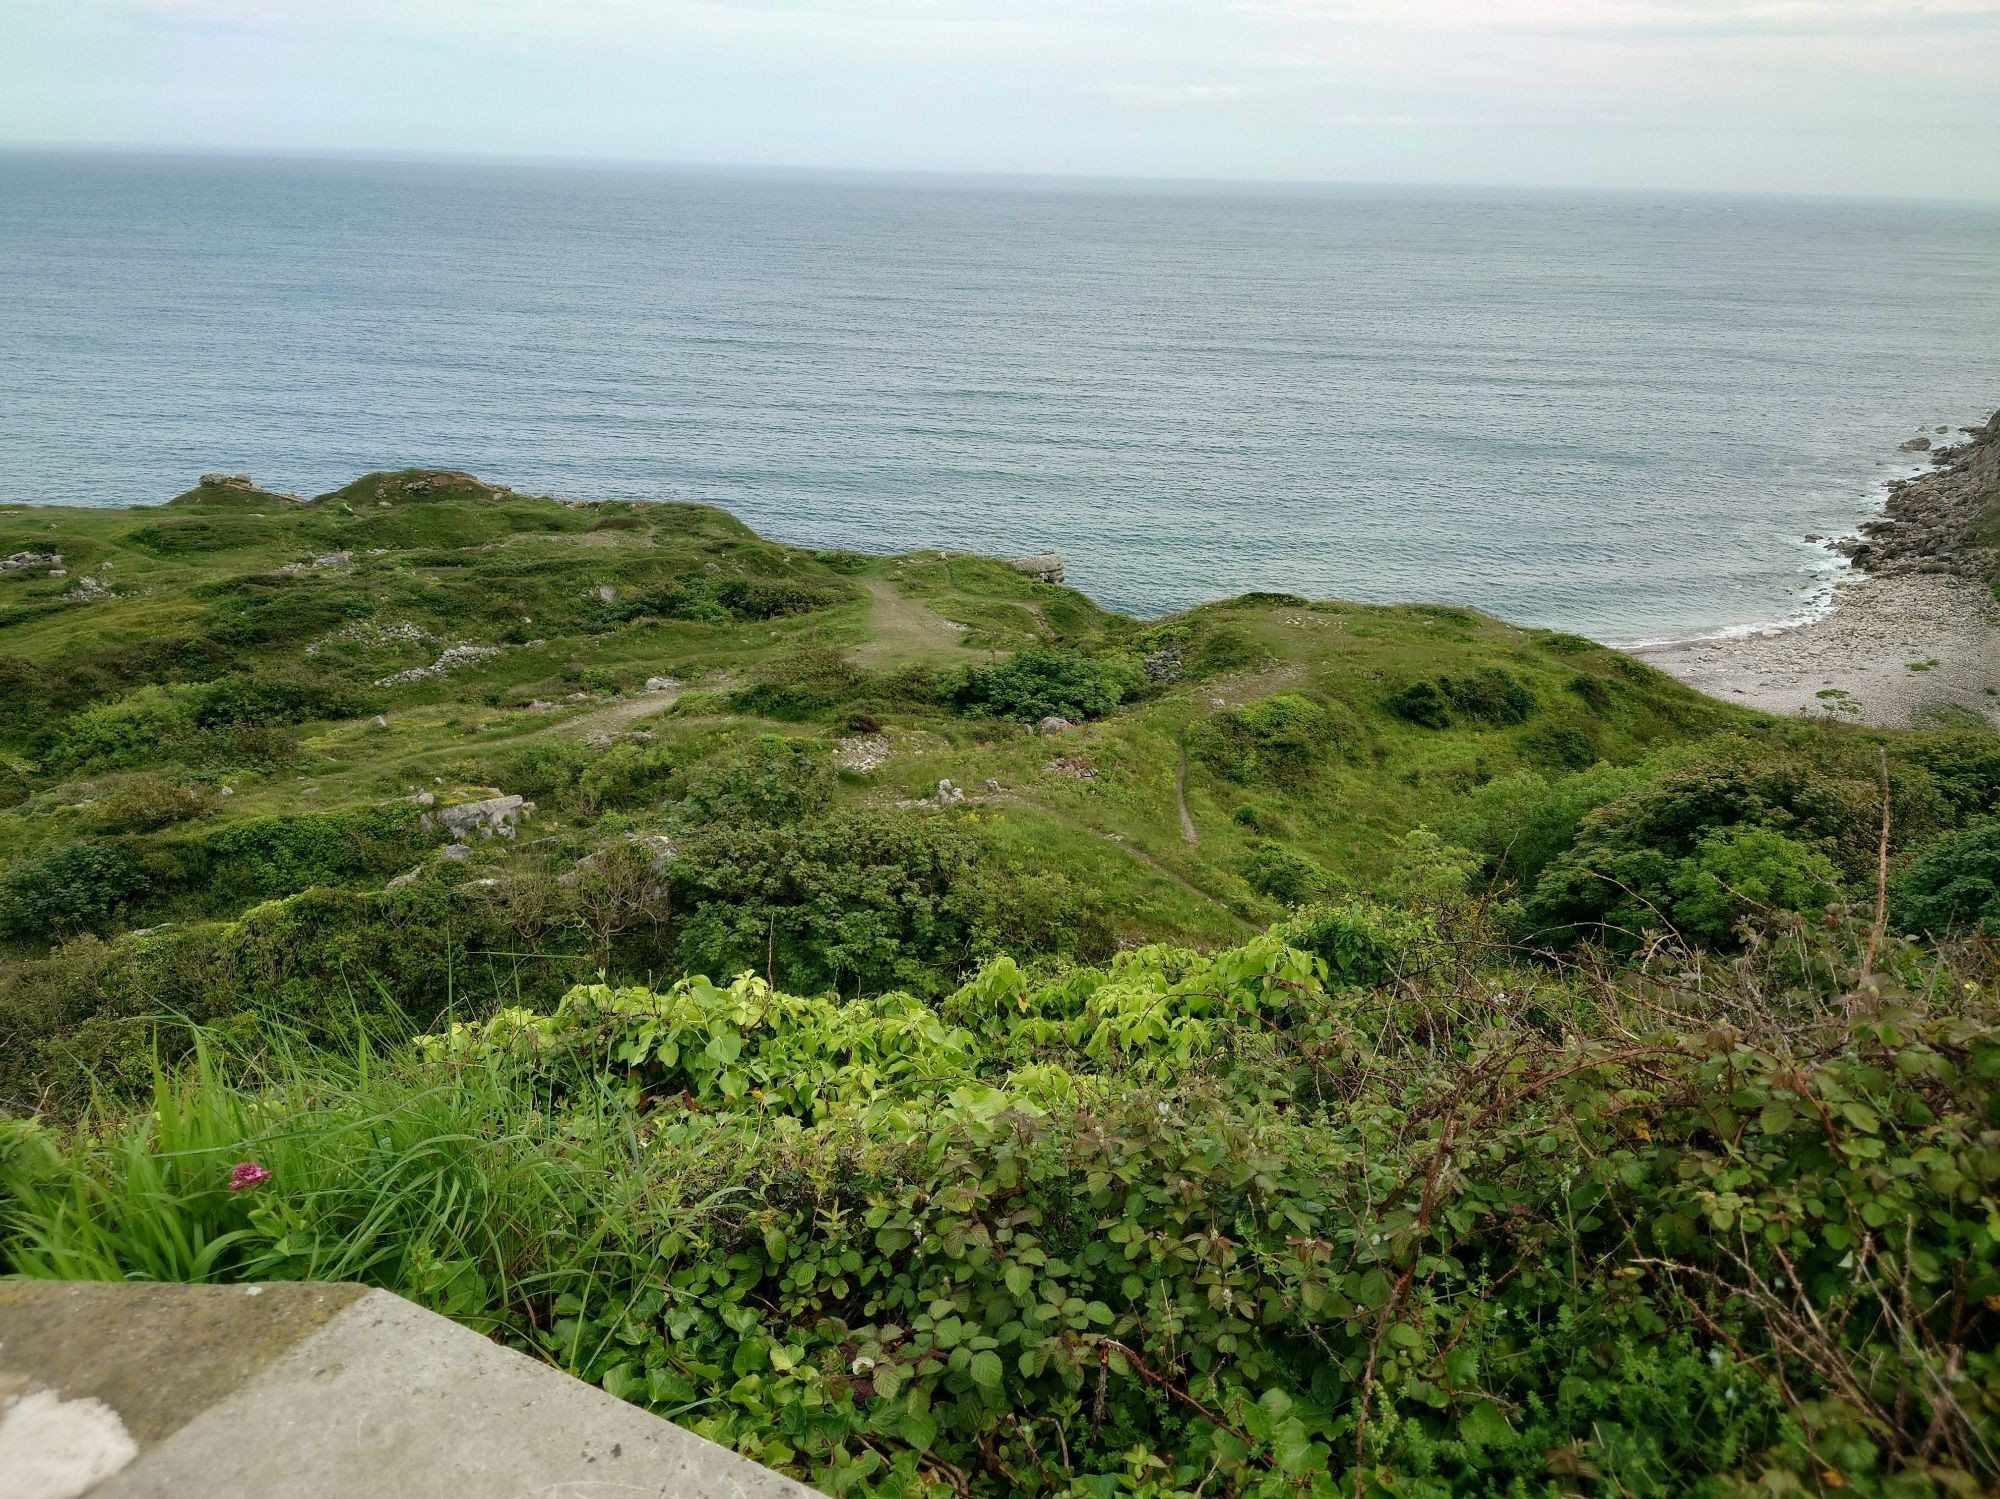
(898, 778), (971, 809)
(558, 834), (677, 888)
(0, 551), (61, 572)
(1838, 410), (2000, 581)
(832, 734), (891, 773)
(374, 643), (503, 687)
(1009, 551), (1065, 585)
(419, 793), (533, 839)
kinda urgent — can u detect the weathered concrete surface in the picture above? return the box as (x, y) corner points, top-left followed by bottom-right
(0, 1281), (821, 1499)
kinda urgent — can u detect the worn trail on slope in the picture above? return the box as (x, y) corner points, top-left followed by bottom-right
(1175, 739), (1199, 849)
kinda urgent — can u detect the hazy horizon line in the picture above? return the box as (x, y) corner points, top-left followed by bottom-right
(7, 137), (1998, 211)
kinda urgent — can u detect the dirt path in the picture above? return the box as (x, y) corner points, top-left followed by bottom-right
(853, 578), (984, 667)
(563, 687), (690, 736)
(1174, 739), (1199, 848)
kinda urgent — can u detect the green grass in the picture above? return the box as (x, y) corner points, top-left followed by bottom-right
(3, 466), (1990, 1114)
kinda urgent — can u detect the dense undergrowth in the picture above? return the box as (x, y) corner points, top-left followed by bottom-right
(6, 876), (2000, 1498)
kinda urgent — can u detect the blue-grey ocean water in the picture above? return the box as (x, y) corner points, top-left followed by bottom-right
(3, 151), (1998, 644)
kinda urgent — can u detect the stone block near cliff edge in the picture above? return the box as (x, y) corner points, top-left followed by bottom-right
(1009, 551), (1065, 584)
(0, 1280), (819, 1499)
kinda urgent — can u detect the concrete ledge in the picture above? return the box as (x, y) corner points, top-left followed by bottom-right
(0, 1280), (821, 1499)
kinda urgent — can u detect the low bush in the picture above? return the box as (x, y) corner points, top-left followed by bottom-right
(1389, 669), (1538, 730)
(1189, 693), (1351, 785)
(1242, 842), (1332, 905)
(1517, 744), (1892, 947)
(663, 811), (986, 994)
(674, 735), (837, 826)
(88, 774), (220, 833)
(726, 649), (866, 719)
(940, 651), (1140, 723)
(1894, 818), (2000, 938)
(0, 841), (145, 940)
(158, 806), (431, 911)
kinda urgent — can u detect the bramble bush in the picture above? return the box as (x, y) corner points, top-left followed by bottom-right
(10, 907), (1995, 1497)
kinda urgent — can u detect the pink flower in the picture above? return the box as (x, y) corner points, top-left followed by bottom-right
(229, 1161), (272, 1192)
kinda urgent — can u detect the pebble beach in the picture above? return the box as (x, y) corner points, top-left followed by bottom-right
(1634, 571), (2000, 729)
(1633, 409), (2000, 730)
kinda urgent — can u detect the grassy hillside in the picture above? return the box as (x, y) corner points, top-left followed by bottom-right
(6, 469), (2000, 1495)
(6, 469), (1999, 1108)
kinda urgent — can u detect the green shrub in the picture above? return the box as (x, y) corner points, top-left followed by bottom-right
(1242, 842), (1330, 905)
(1893, 818), (2000, 937)
(1517, 719), (1600, 770)
(725, 649), (864, 719)
(191, 670), (373, 728)
(46, 684), (199, 771)
(125, 517), (272, 556)
(1666, 825), (1843, 946)
(1273, 899), (1426, 987)
(1568, 671), (1616, 713)
(594, 576), (838, 628)
(201, 578), (363, 646)
(675, 735), (836, 825)
(1387, 679), (1454, 729)
(1189, 693), (1349, 785)
(1519, 744), (1882, 947)
(940, 650), (1139, 723)
(1389, 669), (1538, 730)
(1445, 762), (1646, 888)
(710, 576), (839, 619)
(663, 812), (982, 994)
(157, 806), (431, 912)
(0, 842), (144, 940)
(89, 774), (220, 833)
(1443, 667), (1537, 724)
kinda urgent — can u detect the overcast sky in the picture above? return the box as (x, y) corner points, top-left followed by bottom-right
(6, 0), (1998, 199)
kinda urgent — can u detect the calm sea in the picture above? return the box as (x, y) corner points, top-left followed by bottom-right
(3, 151), (1998, 644)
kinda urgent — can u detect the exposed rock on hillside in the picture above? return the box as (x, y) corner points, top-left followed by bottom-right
(419, 793), (533, 840)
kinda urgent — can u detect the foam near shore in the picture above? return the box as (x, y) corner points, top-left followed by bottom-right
(1635, 410), (2000, 730)
(1634, 571), (2000, 729)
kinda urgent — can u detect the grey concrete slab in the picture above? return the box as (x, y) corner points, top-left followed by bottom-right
(0, 1281), (369, 1446)
(0, 1283), (822, 1499)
